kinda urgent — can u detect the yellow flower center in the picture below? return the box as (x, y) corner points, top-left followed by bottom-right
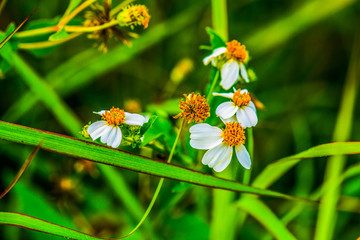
(174, 93), (210, 123)
(232, 89), (251, 107)
(222, 122), (245, 147)
(102, 107), (125, 126)
(226, 40), (248, 63)
(118, 4), (150, 29)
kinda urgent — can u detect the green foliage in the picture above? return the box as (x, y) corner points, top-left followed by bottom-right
(48, 27), (69, 41)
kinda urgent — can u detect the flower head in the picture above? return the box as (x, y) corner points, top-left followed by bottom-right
(203, 40), (250, 90)
(174, 93), (210, 123)
(225, 40), (248, 63)
(213, 88), (258, 128)
(190, 122), (251, 171)
(86, 107), (147, 148)
(118, 4), (150, 29)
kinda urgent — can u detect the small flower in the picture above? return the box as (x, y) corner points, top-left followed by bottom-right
(213, 88), (258, 128)
(87, 107), (147, 148)
(81, 124), (91, 138)
(174, 93), (210, 123)
(203, 40), (250, 90)
(117, 4), (150, 29)
(190, 122), (251, 171)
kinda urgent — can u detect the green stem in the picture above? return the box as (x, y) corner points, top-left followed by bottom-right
(242, 128), (253, 185)
(206, 70), (219, 103)
(121, 118), (186, 238)
(211, 0), (228, 41)
(210, 1), (238, 239)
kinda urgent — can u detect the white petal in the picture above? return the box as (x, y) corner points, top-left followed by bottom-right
(189, 123), (222, 137)
(87, 120), (107, 134)
(240, 63), (249, 82)
(220, 116), (237, 124)
(216, 102), (238, 119)
(249, 101), (256, 112)
(110, 128), (122, 148)
(240, 89), (248, 94)
(202, 144), (223, 165)
(93, 110), (106, 116)
(206, 144), (233, 172)
(235, 108), (251, 128)
(220, 60), (239, 90)
(88, 121), (108, 140)
(106, 127), (121, 148)
(190, 137), (223, 150)
(100, 125), (114, 143)
(203, 47), (227, 65)
(235, 145), (251, 169)
(244, 106), (258, 127)
(212, 92), (234, 99)
(124, 112), (147, 126)
(203, 55), (214, 65)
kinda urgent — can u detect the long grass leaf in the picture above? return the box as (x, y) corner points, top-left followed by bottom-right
(0, 8), (37, 50)
(314, 33), (360, 240)
(237, 197), (296, 240)
(0, 120), (310, 201)
(252, 142), (360, 189)
(0, 143), (41, 199)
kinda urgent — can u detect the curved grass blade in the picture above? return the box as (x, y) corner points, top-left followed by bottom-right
(0, 120), (310, 201)
(0, 8), (37, 50)
(252, 142), (360, 189)
(237, 197), (296, 240)
(0, 143), (41, 199)
(0, 212), (104, 240)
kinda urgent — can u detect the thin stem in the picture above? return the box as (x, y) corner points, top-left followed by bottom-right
(121, 118), (186, 238)
(58, 0), (96, 27)
(110, 0), (134, 17)
(16, 18), (118, 38)
(18, 33), (82, 50)
(0, 0), (7, 16)
(206, 70), (219, 103)
(242, 128), (253, 185)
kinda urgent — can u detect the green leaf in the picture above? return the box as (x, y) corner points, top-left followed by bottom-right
(238, 197), (297, 240)
(140, 115), (158, 136)
(0, 120), (307, 201)
(205, 27), (226, 50)
(48, 27), (69, 41)
(253, 142), (360, 189)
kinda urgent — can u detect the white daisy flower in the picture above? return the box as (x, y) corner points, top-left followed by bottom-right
(213, 88), (258, 128)
(87, 107), (147, 148)
(190, 122), (251, 171)
(203, 40), (249, 90)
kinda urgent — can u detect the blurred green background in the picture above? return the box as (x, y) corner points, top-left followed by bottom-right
(1, 0), (360, 239)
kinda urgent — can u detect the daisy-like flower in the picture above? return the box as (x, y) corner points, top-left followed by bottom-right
(213, 88), (258, 128)
(174, 93), (210, 123)
(190, 122), (251, 171)
(87, 107), (147, 148)
(203, 40), (249, 90)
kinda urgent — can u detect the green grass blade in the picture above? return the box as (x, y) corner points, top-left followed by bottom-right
(314, 33), (360, 240)
(252, 142), (360, 189)
(0, 144), (40, 199)
(0, 49), (81, 135)
(0, 8), (37, 50)
(237, 197), (296, 240)
(0, 212), (101, 240)
(0, 120), (309, 201)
